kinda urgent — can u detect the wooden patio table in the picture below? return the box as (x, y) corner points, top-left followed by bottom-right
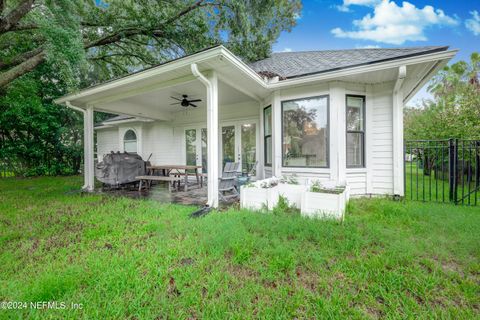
(146, 165), (202, 191)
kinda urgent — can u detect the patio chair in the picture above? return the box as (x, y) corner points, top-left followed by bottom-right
(219, 162), (240, 201)
(237, 161), (258, 188)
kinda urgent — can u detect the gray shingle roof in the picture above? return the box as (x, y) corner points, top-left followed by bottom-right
(248, 46), (449, 79)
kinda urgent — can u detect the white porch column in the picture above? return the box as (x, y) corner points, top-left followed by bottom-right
(207, 72), (219, 207)
(84, 105), (95, 191)
(329, 81), (346, 183)
(272, 91), (282, 177)
(393, 66), (406, 196)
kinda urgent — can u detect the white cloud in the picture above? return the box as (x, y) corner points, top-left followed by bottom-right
(282, 48), (293, 52)
(336, 0), (379, 12)
(356, 44), (381, 48)
(465, 10), (480, 36)
(332, 0), (459, 45)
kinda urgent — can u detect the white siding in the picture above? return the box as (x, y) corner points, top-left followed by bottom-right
(346, 171), (367, 194)
(371, 86), (394, 195)
(96, 128), (119, 160)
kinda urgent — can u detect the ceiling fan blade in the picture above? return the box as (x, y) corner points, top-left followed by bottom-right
(170, 102), (181, 105)
(189, 103), (198, 108)
(170, 96), (182, 101)
(188, 99), (202, 102)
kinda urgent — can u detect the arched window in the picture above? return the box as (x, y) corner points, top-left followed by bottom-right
(123, 129), (137, 153)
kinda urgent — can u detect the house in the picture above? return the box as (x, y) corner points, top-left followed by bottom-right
(54, 45), (457, 207)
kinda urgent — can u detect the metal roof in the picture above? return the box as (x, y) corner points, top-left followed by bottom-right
(248, 46), (449, 79)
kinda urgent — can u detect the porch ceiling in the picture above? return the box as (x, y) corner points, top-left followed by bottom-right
(96, 78), (255, 121)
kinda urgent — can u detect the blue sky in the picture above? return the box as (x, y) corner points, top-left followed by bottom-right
(272, 0), (479, 105)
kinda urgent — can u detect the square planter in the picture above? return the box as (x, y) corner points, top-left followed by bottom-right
(301, 186), (349, 220)
(240, 185), (279, 210)
(277, 183), (307, 209)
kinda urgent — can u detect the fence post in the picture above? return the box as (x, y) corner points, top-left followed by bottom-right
(448, 138), (457, 203)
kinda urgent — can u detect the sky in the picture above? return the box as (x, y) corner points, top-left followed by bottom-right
(272, 0), (480, 106)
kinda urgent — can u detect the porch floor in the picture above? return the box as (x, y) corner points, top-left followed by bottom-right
(98, 180), (238, 208)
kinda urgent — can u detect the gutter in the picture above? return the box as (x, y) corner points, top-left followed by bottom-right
(66, 101), (88, 190)
(191, 63), (215, 209)
(394, 65), (407, 94)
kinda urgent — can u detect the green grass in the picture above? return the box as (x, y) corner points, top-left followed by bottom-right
(405, 163), (480, 205)
(0, 176), (479, 319)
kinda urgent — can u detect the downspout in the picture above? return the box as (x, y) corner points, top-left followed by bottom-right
(191, 63), (215, 209)
(393, 66), (406, 197)
(66, 101), (88, 190)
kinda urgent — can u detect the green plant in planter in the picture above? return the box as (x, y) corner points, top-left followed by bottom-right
(280, 174), (299, 185)
(310, 181), (346, 194)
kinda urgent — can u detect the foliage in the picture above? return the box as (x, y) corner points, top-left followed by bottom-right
(404, 52), (480, 140)
(309, 180), (346, 194)
(0, 0), (301, 176)
(0, 176), (479, 318)
(279, 174), (299, 185)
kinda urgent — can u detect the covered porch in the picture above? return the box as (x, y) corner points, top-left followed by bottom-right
(55, 47), (269, 208)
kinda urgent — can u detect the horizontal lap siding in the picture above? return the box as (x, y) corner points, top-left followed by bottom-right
(346, 172), (366, 195)
(96, 128), (119, 160)
(371, 88), (394, 195)
(142, 124), (182, 165)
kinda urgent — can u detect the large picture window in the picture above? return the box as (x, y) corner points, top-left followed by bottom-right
(282, 96), (329, 168)
(264, 106), (272, 166)
(123, 129), (137, 153)
(346, 95), (365, 168)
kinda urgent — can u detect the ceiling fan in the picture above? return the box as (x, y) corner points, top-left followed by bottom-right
(170, 94), (202, 108)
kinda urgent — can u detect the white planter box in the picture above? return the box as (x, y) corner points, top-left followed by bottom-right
(301, 186), (349, 220)
(240, 185), (279, 210)
(277, 184), (307, 209)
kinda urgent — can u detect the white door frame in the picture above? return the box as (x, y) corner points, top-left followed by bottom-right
(220, 118), (259, 174)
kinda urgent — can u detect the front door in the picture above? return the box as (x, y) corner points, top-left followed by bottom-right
(221, 120), (258, 175)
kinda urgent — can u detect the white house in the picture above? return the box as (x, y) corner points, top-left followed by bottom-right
(54, 45), (456, 207)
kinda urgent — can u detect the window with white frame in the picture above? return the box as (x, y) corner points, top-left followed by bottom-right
(346, 95), (365, 168)
(123, 129), (137, 153)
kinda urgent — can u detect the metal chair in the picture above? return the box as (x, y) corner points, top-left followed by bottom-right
(219, 162), (240, 201)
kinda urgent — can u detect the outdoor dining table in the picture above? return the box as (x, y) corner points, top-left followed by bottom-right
(146, 165), (202, 191)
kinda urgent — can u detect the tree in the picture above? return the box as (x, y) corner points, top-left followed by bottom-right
(0, 0), (301, 89)
(0, 0), (301, 176)
(404, 52), (480, 141)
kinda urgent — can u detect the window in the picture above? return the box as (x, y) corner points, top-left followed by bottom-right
(282, 96), (329, 168)
(123, 129), (137, 153)
(263, 106), (272, 166)
(346, 95), (365, 168)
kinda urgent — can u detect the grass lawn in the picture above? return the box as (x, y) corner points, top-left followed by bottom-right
(0, 176), (479, 319)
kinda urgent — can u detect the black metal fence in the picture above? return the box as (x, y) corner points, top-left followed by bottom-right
(404, 139), (480, 206)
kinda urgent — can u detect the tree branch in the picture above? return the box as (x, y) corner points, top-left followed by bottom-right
(85, 0), (206, 49)
(0, 47), (42, 70)
(0, 50), (45, 87)
(0, 0), (35, 34)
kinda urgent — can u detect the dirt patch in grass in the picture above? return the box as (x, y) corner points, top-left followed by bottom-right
(295, 267), (320, 293)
